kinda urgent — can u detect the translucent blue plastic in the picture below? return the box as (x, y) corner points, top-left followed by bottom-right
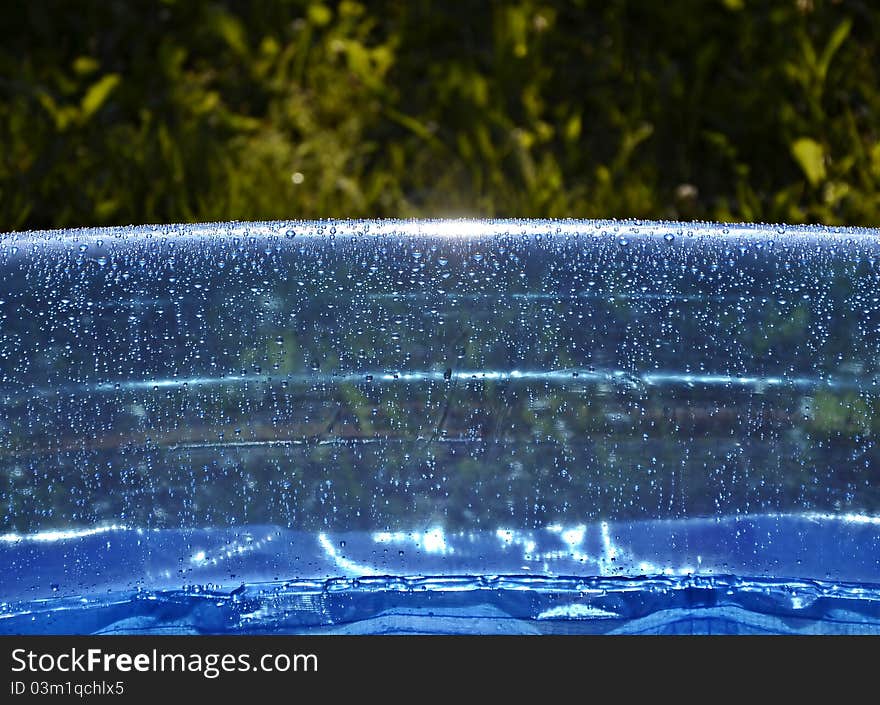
(2, 219), (879, 634)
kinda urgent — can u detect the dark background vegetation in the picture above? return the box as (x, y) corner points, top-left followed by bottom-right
(1, 0), (879, 231)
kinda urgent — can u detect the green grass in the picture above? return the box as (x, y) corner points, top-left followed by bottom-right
(1, 0), (879, 230)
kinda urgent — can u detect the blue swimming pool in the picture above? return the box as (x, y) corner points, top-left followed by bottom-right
(2, 219), (879, 634)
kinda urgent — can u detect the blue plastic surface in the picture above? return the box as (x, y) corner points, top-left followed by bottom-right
(2, 219), (879, 634)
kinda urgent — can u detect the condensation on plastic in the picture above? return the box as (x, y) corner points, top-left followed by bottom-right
(2, 219), (879, 633)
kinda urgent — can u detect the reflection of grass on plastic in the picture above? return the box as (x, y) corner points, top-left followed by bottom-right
(809, 391), (876, 436)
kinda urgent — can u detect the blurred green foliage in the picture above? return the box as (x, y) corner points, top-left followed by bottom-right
(1, 0), (879, 230)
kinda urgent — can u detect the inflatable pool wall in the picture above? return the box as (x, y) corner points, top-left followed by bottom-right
(2, 219), (879, 634)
